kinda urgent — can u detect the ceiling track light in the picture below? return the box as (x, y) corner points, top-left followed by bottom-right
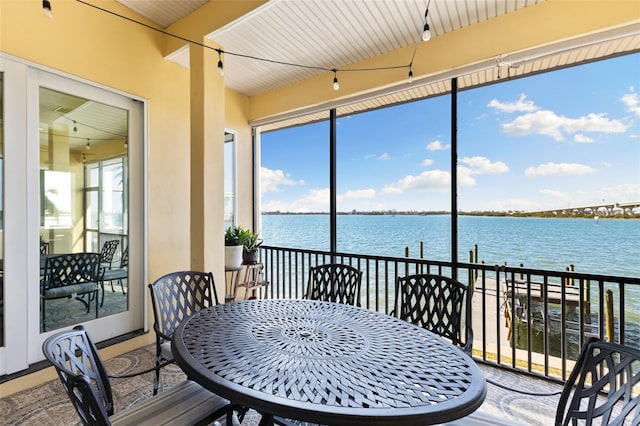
(43, 0), (53, 19)
(73, 120), (77, 134)
(332, 69), (339, 91)
(86, 139), (91, 150)
(217, 50), (224, 76)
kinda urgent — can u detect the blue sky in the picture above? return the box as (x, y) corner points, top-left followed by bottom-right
(260, 53), (640, 213)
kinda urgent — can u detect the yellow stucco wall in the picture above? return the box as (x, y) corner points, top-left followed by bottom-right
(0, 0), (255, 394)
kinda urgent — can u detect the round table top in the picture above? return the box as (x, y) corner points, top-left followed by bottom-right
(172, 299), (487, 425)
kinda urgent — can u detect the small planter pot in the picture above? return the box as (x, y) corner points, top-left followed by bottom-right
(243, 250), (259, 265)
(225, 245), (243, 269)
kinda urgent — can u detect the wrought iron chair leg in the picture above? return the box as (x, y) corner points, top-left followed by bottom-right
(153, 357), (161, 395)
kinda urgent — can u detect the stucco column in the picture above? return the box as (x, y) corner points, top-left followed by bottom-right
(189, 40), (225, 284)
(47, 124), (72, 253)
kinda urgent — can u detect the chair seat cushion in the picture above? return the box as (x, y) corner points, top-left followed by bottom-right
(103, 267), (128, 280)
(43, 282), (99, 299)
(110, 380), (229, 426)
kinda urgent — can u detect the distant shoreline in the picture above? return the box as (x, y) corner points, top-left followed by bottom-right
(262, 211), (639, 219)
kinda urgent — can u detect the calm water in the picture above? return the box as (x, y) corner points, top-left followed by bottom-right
(262, 214), (639, 278)
(262, 214), (640, 349)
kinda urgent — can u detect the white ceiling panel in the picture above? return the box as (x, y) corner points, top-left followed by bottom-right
(115, 0), (207, 28)
(111, 0), (639, 132)
(206, 0), (545, 96)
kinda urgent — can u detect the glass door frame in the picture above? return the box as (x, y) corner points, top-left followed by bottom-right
(0, 54), (147, 374)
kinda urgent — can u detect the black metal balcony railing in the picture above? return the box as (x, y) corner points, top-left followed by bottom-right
(259, 245), (640, 384)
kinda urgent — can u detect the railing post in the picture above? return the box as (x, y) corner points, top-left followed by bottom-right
(605, 290), (614, 342)
(469, 250), (477, 284)
(582, 278), (591, 322)
(519, 263), (524, 280)
(569, 264), (575, 286)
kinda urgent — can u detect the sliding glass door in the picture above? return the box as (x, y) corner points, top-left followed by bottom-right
(0, 56), (145, 375)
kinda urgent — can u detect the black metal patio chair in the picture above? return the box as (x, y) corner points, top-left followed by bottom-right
(98, 240), (120, 306)
(42, 325), (233, 426)
(305, 263), (363, 307)
(555, 337), (640, 425)
(148, 270), (220, 395)
(102, 246), (128, 295)
(393, 273), (473, 355)
(41, 252), (101, 332)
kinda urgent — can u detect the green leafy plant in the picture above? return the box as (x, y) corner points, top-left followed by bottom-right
(224, 226), (243, 246)
(237, 226), (263, 253)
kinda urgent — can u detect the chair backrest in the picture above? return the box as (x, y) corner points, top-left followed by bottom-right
(99, 240), (119, 266)
(42, 325), (114, 425)
(305, 263), (363, 306)
(40, 241), (49, 254)
(555, 337), (640, 425)
(43, 253), (101, 290)
(148, 271), (219, 341)
(119, 246), (128, 268)
(394, 274), (473, 354)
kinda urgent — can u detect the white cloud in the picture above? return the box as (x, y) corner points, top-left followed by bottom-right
(539, 188), (568, 199)
(426, 140), (450, 151)
(261, 199), (294, 212)
(339, 189), (376, 199)
(621, 90), (640, 117)
(366, 152), (398, 160)
(501, 110), (627, 141)
(563, 113), (628, 134)
(456, 166), (477, 187)
(502, 110), (565, 140)
(260, 167), (304, 193)
(573, 134), (594, 143)
(459, 156), (509, 175)
(421, 159), (434, 167)
(592, 182), (640, 203)
(265, 187), (379, 212)
(382, 170), (451, 194)
(525, 162), (597, 177)
(488, 94), (539, 113)
(277, 188), (329, 213)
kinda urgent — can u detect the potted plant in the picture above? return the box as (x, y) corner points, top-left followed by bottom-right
(238, 227), (263, 265)
(224, 226), (244, 269)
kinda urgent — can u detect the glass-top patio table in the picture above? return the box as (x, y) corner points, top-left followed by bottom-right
(172, 299), (487, 425)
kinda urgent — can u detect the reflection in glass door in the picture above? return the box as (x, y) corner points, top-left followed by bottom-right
(224, 131), (236, 230)
(39, 87), (129, 333)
